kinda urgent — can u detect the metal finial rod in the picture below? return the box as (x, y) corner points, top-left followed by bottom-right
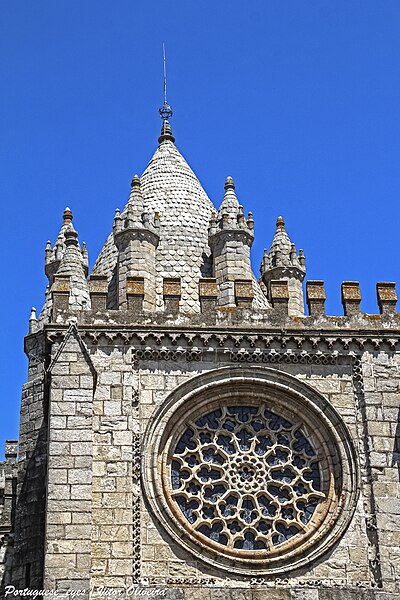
(163, 42), (167, 105)
(159, 43), (173, 121)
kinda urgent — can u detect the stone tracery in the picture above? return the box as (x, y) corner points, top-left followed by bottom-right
(144, 367), (359, 576)
(168, 404), (326, 552)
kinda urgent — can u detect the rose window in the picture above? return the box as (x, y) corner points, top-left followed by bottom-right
(144, 368), (358, 575)
(169, 405), (325, 551)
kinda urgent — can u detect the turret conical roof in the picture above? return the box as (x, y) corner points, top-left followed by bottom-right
(92, 138), (215, 311)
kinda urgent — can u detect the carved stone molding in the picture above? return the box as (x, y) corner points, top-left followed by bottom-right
(43, 326), (400, 355)
(229, 349), (339, 364)
(165, 578), (216, 586)
(132, 348), (202, 362)
(250, 578), (373, 588)
(351, 355), (383, 589)
(132, 432), (141, 584)
(37, 324), (400, 384)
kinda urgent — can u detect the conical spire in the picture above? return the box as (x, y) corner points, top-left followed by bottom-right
(57, 224), (85, 275)
(260, 215), (307, 275)
(208, 176), (257, 308)
(261, 215), (306, 273)
(127, 174), (145, 215)
(113, 176), (160, 311)
(56, 223), (91, 309)
(260, 216), (306, 317)
(265, 216), (293, 269)
(212, 177), (254, 236)
(44, 207), (74, 284)
(217, 177), (240, 224)
(113, 174), (159, 235)
(40, 208), (81, 323)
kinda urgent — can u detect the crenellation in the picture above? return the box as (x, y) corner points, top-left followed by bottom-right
(269, 280), (290, 316)
(342, 281), (362, 316)
(306, 280), (326, 316)
(163, 277), (181, 313)
(377, 282), (398, 316)
(89, 274), (109, 310)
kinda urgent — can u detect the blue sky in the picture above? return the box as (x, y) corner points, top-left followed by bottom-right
(1, 1), (400, 457)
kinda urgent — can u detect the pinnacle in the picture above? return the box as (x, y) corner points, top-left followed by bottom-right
(131, 175), (140, 188)
(217, 176), (240, 221)
(63, 207), (73, 224)
(224, 176), (235, 191)
(64, 224), (79, 246)
(126, 172), (145, 218)
(158, 119), (175, 144)
(261, 216), (305, 274)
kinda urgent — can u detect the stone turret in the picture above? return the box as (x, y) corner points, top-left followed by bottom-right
(260, 216), (306, 316)
(39, 208), (90, 322)
(44, 207), (73, 285)
(208, 177), (255, 307)
(113, 175), (160, 311)
(51, 221), (91, 313)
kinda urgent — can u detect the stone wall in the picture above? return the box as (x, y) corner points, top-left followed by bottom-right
(8, 332), (48, 589)
(362, 352), (400, 594)
(0, 441), (18, 589)
(43, 327), (95, 593)
(4, 322), (400, 599)
(29, 325), (398, 598)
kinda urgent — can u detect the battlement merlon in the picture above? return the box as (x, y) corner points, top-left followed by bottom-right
(28, 278), (398, 328)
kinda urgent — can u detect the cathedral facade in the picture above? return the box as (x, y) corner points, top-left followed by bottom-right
(0, 113), (399, 599)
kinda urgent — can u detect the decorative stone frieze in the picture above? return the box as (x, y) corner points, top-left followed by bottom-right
(132, 432), (141, 584)
(71, 327), (400, 356)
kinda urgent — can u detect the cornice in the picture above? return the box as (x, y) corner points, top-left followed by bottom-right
(42, 324), (400, 355)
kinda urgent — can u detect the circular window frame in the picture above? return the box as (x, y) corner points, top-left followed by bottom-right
(142, 366), (359, 575)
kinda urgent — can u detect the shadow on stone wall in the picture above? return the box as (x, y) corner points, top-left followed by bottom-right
(391, 407), (400, 481)
(0, 421), (48, 591)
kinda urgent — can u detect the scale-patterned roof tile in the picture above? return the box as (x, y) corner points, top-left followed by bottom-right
(91, 137), (269, 312)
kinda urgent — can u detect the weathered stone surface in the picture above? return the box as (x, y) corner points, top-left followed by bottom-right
(318, 591), (375, 600)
